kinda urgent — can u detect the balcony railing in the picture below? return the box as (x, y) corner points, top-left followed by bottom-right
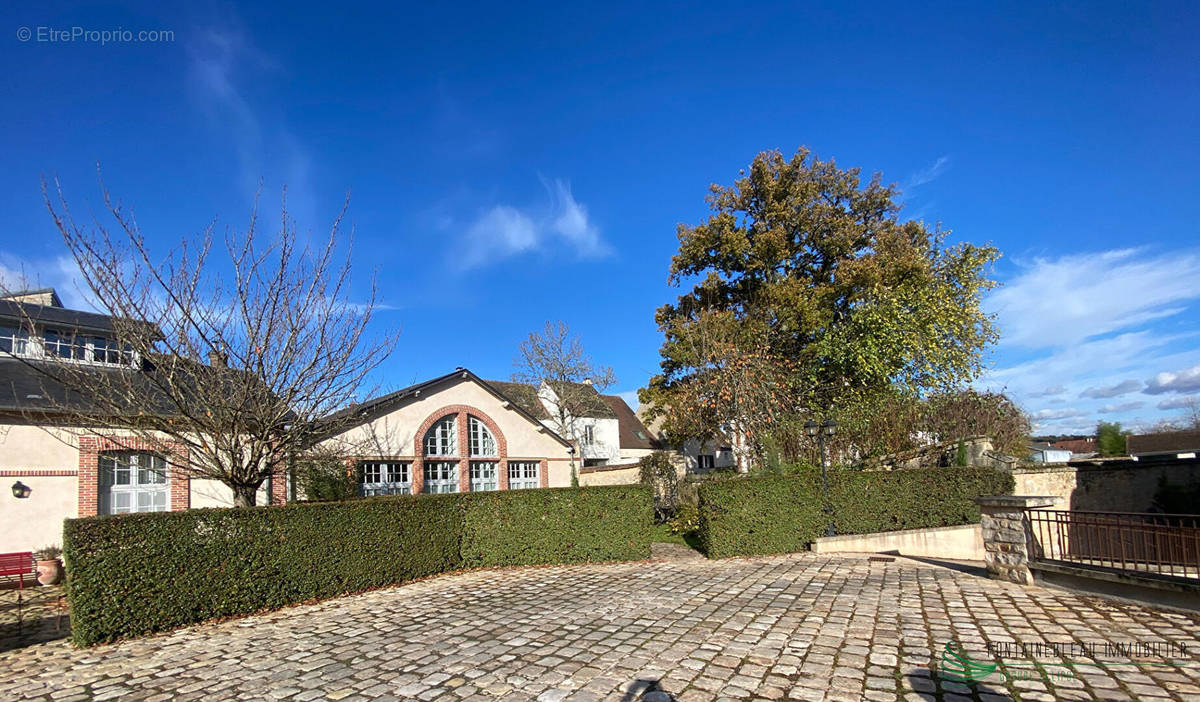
(1029, 510), (1200, 579)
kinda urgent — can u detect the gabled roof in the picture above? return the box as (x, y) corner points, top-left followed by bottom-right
(323, 368), (572, 447)
(484, 380), (551, 420)
(546, 380), (616, 418)
(601, 394), (658, 450)
(0, 292), (162, 339)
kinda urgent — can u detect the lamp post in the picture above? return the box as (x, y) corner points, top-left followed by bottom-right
(804, 419), (838, 537)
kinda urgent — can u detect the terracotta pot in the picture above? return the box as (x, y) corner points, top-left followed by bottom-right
(36, 558), (63, 586)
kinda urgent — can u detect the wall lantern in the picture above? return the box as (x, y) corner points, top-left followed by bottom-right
(11, 481), (32, 499)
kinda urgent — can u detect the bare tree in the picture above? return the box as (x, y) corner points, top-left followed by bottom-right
(512, 320), (615, 486)
(6, 177), (397, 507)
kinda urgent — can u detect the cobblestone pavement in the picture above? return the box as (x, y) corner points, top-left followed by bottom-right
(2, 554), (1199, 701)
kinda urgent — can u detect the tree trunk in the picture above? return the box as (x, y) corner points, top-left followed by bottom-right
(231, 484), (259, 508)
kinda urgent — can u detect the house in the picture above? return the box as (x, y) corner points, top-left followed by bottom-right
(0, 288), (284, 554)
(1028, 442), (1073, 463)
(1127, 430), (1200, 459)
(318, 369), (661, 494)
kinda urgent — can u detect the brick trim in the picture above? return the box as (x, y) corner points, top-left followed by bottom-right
(0, 469), (76, 477)
(411, 405), (518, 494)
(78, 436), (190, 517)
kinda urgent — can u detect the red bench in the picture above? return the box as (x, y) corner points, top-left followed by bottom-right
(0, 551), (35, 590)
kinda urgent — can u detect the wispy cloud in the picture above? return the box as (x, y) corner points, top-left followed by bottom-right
(0, 253), (94, 310)
(1158, 395), (1200, 410)
(906, 155), (951, 189)
(186, 26), (317, 226)
(1080, 379), (1142, 399)
(455, 178), (610, 270)
(989, 248), (1200, 349)
(981, 247), (1200, 434)
(1145, 363), (1200, 395)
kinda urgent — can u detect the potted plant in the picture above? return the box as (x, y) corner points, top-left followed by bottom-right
(36, 545), (64, 586)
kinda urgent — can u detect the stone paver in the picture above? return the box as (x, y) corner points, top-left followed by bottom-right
(1, 554), (1198, 701)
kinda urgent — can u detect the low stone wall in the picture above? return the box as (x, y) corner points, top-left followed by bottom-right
(578, 463), (641, 486)
(976, 495), (1058, 585)
(1012, 456), (1200, 513)
(811, 523), (984, 560)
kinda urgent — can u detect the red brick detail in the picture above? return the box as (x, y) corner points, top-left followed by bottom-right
(0, 469), (76, 477)
(77, 436), (190, 517)
(269, 461), (288, 505)
(412, 405), (511, 494)
(541, 459), (549, 488)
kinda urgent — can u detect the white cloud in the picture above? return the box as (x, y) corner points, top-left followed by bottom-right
(988, 248), (1200, 349)
(1156, 395), (1199, 410)
(907, 156), (951, 189)
(1032, 408), (1087, 421)
(1080, 379), (1142, 399)
(1028, 385), (1067, 398)
(0, 253), (95, 310)
(1144, 364), (1200, 395)
(455, 178), (609, 270)
(615, 390), (640, 412)
(1098, 401), (1144, 413)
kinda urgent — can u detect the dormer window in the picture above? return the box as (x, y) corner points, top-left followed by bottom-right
(0, 324), (134, 367)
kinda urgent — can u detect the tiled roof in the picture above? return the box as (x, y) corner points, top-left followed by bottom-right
(601, 394), (657, 450)
(0, 297), (161, 338)
(546, 380), (616, 418)
(484, 380), (551, 420)
(1127, 430), (1200, 455)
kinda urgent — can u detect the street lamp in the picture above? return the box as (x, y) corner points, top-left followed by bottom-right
(11, 481), (32, 499)
(805, 419), (838, 537)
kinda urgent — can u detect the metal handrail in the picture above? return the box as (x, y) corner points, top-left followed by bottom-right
(1028, 509), (1200, 579)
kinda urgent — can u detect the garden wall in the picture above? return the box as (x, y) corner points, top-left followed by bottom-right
(698, 467), (1013, 558)
(64, 484), (651, 646)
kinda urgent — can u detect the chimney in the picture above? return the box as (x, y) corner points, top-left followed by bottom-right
(582, 377), (593, 386)
(208, 349), (228, 368)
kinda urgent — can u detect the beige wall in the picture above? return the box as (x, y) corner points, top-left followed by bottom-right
(579, 465), (641, 486)
(0, 423), (80, 553)
(811, 524), (985, 561)
(1012, 459), (1200, 513)
(322, 375), (574, 485)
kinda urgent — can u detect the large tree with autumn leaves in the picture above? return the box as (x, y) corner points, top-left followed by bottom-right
(641, 147), (1005, 467)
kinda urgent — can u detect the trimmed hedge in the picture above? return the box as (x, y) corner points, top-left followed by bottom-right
(698, 467), (1014, 559)
(64, 484), (650, 646)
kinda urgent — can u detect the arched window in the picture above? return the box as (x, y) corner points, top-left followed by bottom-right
(423, 415), (457, 456)
(468, 416), (497, 457)
(99, 452), (167, 514)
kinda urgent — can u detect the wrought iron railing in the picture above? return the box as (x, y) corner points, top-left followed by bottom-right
(1028, 510), (1200, 579)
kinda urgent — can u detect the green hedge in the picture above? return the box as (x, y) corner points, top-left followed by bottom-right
(698, 467), (1013, 559)
(64, 484), (650, 646)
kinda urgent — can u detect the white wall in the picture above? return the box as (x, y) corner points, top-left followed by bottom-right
(0, 423), (80, 553)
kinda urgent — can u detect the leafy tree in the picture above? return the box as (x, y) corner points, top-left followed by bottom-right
(1096, 421), (1128, 456)
(921, 389), (1031, 456)
(643, 148), (1000, 464)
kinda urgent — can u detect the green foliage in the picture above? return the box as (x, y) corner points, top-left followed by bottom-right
(955, 440), (968, 467)
(698, 467), (1014, 558)
(294, 455), (360, 501)
(667, 504), (699, 535)
(646, 147), (1001, 464)
(1096, 421), (1128, 456)
(639, 450), (680, 521)
(459, 486), (651, 568)
(64, 485), (651, 646)
(1152, 476), (1200, 514)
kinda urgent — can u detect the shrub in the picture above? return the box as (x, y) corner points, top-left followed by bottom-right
(698, 467), (1013, 558)
(460, 485), (651, 567)
(64, 485), (651, 646)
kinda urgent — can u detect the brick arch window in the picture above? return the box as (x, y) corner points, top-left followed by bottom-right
(413, 406), (511, 494)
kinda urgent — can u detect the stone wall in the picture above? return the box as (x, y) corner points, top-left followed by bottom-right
(977, 496), (1058, 585)
(1012, 456), (1200, 513)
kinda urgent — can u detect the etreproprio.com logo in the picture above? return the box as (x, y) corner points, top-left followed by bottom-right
(17, 26), (175, 45)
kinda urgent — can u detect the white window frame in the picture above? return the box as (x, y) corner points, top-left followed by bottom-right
(468, 416), (497, 457)
(424, 416), (458, 457)
(99, 452), (168, 514)
(359, 461), (411, 496)
(422, 461), (458, 493)
(581, 424), (595, 445)
(0, 325), (30, 356)
(469, 461), (498, 492)
(697, 454), (715, 471)
(508, 461), (539, 490)
(0, 325), (135, 367)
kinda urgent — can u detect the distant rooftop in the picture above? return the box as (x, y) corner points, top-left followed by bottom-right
(0, 287), (160, 338)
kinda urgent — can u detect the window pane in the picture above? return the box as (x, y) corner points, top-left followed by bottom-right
(424, 416), (458, 456)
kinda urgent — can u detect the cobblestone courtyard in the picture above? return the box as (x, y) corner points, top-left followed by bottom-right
(2, 553), (1198, 701)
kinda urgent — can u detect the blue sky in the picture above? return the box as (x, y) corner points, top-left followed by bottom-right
(2, 1), (1198, 435)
